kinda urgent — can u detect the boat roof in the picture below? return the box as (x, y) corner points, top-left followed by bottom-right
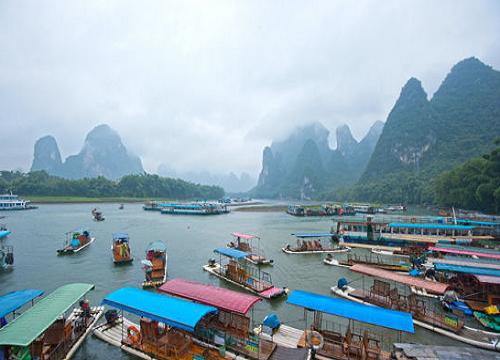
(0, 289), (44, 319)
(158, 278), (261, 315)
(429, 258), (500, 270)
(453, 219), (500, 226)
(291, 233), (334, 238)
(474, 275), (500, 285)
(350, 264), (449, 294)
(102, 287), (217, 332)
(433, 263), (500, 277)
(214, 247), (248, 259)
(147, 241), (166, 252)
(429, 245), (500, 260)
(287, 290), (414, 333)
(231, 232), (258, 240)
(112, 232), (129, 240)
(0, 283), (94, 346)
(388, 223), (474, 230)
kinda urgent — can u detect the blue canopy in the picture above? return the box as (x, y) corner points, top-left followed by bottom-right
(0, 230), (11, 239)
(434, 263), (500, 277)
(388, 223), (474, 230)
(287, 290), (414, 333)
(0, 289), (44, 318)
(214, 247), (248, 259)
(291, 233), (334, 238)
(112, 233), (129, 241)
(454, 219), (500, 227)
(147, 241), (167, 252)
(102, 288), (217, 332)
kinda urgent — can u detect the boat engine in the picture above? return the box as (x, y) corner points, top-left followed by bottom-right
(5, 252), (13, 265)
(105, 309), (119, 325)
(208, 258), (216, 267)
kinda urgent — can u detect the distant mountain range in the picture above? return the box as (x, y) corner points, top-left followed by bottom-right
(157, 165), (255, 193)
(31, 124), (144, 180)
(252, 121), (383, 199)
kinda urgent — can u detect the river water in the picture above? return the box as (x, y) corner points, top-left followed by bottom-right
(0, 204), (463, 359)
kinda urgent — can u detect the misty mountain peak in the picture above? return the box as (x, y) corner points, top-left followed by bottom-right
(336, 124), (357, 155)
(31, 135), (62, 173)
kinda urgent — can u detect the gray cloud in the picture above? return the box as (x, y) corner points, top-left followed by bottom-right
(1, 0), (499, 176)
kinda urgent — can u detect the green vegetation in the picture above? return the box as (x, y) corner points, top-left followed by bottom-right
(0, 171), (224, 201)
(433, 139), (500, 213)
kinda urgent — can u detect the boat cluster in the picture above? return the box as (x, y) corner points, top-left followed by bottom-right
(0, 207), (499, 360)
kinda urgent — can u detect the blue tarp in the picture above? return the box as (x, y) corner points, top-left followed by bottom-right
(214, 247), (248, 259)
(388, 223), (474, 230)
(146, 241), (167, 252)
(0, 289), (43, 318)
(112, 233), (129, 241)
(434, 263), (500, 277)
(287, 290), (414, 333)
(102, 288), (217, 332)
(291, 233), (334, 238)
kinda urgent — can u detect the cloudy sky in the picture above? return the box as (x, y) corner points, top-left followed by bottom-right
(1, 0), (499, 176)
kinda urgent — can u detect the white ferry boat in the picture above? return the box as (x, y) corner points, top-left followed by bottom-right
(0, 194), (37, 210)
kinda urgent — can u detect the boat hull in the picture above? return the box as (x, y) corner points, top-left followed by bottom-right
(203, 263), (287, 299)
(57, 237), (95, 255)
(282, 246), (350, 255)
(331, 286), (500, 352)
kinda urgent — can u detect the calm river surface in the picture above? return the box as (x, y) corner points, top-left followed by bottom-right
(0, 204), (464, 359)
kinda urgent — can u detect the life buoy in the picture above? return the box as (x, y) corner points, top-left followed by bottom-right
(127, 326), (142, 345)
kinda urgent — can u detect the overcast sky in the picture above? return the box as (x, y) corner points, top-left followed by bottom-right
(1, 1), (499, 176)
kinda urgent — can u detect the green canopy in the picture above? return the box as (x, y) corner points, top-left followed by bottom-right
(0, 283), (94, 347)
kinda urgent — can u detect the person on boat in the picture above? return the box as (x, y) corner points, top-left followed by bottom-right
(441, 288), (460, 312)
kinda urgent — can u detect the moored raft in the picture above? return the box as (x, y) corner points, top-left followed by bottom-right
(282, 233), (350, 254)
(0, 283), (103, 359)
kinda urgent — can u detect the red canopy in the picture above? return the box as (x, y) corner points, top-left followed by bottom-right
(159, 278), (261, 315)
(429, 246), (500, 260)
(232, 232), (257, 240)
(350, 264), (450, 295)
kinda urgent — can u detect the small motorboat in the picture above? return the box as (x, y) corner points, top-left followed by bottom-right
(142, 241), (167, 288)
(112, 233), (133, 264)
(57, 229), (95, 254)
(118, 204), (124, 210)
(91, 208), (105, 221)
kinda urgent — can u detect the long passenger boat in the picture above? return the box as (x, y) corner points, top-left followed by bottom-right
(203, 247), (288, 299)
(256, 290), (414, 359)
(282, 233), (350, 254)
(160, 202), (229, 215)
(158, 278), (308, 359)
(429, 244), (500, 260)
(94, 287), (253, 360)
(0, 194), (37, 211)
(324, 252), (411, 272)
(0, 283), (103, 359)
(331, 275), (500, 352)
(227, 232), (273, 265)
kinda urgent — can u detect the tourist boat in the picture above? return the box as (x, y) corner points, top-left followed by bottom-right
(158, 278), (295, 359)
(112, 233), (133, 264)
(255, 290), (414, 359)
(282, 233), (350, 254)
(0, 283), (103, 359)
(0, 223), (11, 239)
(0, 289), (43, 326)
(141, 241), (167, 288)
(227, 232), (273, 265)
(203, 247), (288, 299)
(57, 229), (95, 254)
(160, 202), (229, 215)
(331, 275), (500, 352)
(323, 252), (411, 272)
(0, 244), (14, 270)
(0, 194), (37, 211)
(333, 217), (482, 251)
(94, 287), (248, 360)
(143, 201), (162, 211)
(91, 208), (105, 221)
